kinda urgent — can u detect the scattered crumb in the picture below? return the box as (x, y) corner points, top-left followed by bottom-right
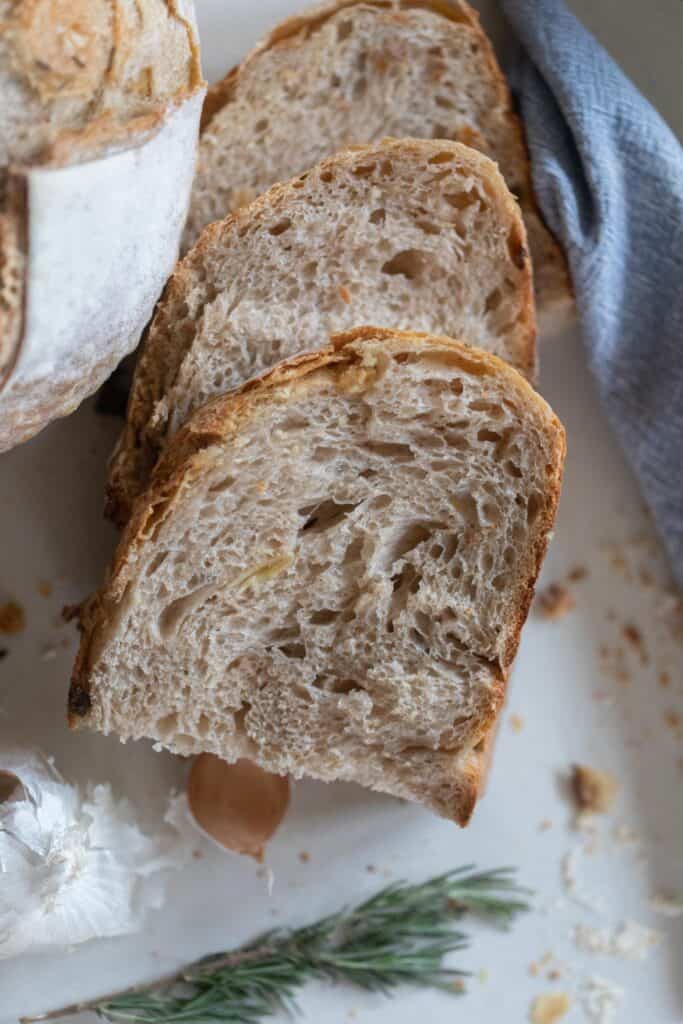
(192, 849), (203, 860)
(37, 580), (52, 598)
(536, 583), (575, 621)
(451, 978), (466, 994)
(529, 960), (540, 977)
(365, 864), (377, 874)
(62, 602), (81, 623)
(0, 601), (25, 635)
(648, 892), (683, 917)
(622, 622), (648, 663)
(568, 566), (588, 582)
(663, 709), (682, 736)
(529, 992), (571, 1024)
(658, 670), (671, 688)
(539, 819), (553, 832)
(570, 764), (617, 815)
(339, 285), (352, 304)
(509, 712), (525, 733)
(298, 851), (310, 864)
(548, 968), (562, 981)
(580, 975), (623, 1023)
(574, 920), (661, 960)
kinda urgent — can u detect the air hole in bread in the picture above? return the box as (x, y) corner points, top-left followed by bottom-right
(444, 189), (478, 212)
(268, 218), (292, 236)
(477, 428), (502, 443)
(352, 162), (376, 178)
(352, 76), (367, 100)
(452, 493), (478, 525)
(330, 678), (362, 695)
(483, 501), (501, 526)
(485, 287), (502, 313)
(158, 584), (216, 639)
(389, 522), (445, 564)
(415, 218), (441, 235)
(342, 537), (364, 566)
(527, 492), (542, 524)
(381, 249), (426, 281)
(147, 550), (169, 576)
(435, 94), (455, 110)
(320, 168), (334, 183)
(409, 628), (428, 652)
(428, 150), (456, 165)
(470, 399), (504, 417)
(505, 460), (522, 479)
(208, 474), (235, 494)
(312, 445), (337, 462)
(363, 440), (414, 460)
(300, 498), (359, 533)
(330, 72), (342, 88)
(369, 207), (386, 225)
(254, 118), (268, 133)
(155, 712), (178, 740)
(492, 572), (508, 592)
(279, 642), (306, 659)
(337, 18), (352, 41)
(195, 713), (212, 739)
(310, 608), (339, 625)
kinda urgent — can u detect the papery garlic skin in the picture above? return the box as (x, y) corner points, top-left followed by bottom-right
(0, 752), (194, 960)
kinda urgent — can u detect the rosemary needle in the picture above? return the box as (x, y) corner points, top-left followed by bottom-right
(23, 866), (530, 1024)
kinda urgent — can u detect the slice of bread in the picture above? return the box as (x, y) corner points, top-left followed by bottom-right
(186, 0), (570, 319)
(71, 327), (566, 825)
(107, 137), (536, 524)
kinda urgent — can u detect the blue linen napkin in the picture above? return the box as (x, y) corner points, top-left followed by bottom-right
(499, 0), (683, 588)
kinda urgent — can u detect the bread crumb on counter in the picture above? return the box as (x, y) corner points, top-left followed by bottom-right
(37, 580), (53, 598)
(0, 601), (25, 635)
(536, 583), (575, 621)
(298, 850), (310, 864)
(568, 565), (588, 582)
(570, 764), (617, 815)
(509, 712), (525, 733)
(529, 991), (571, 1024)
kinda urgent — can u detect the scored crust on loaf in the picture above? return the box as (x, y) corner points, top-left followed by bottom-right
(186, 0), (570, 316)
(108, 137), (536, 524)
(71, 327), (566, 825)
(0, 0), (202, 168)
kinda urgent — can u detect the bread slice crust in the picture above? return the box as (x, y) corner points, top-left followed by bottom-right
(72, 327), (565, 825)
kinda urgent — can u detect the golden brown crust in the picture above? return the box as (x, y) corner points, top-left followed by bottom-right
(71, 327), (565, 823)
(198, 0), (570, 313)
(0, 176), (27, 391)
(107, 135), (537, 526)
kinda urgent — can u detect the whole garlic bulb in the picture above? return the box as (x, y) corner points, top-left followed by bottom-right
(0, 751), (194, 960)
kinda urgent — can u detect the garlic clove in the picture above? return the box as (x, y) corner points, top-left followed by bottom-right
(187, 755), (290, 861)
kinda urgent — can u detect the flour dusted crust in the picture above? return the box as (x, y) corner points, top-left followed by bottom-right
(188, 0), (571, 320)
(71, 327), (565, 825)
(0, 0), (205, 452)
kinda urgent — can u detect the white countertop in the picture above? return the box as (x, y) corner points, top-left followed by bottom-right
(2, 3), (682, 1022)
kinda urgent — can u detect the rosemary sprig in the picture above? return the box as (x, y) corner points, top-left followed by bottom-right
(23, 866), (530, 1024)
